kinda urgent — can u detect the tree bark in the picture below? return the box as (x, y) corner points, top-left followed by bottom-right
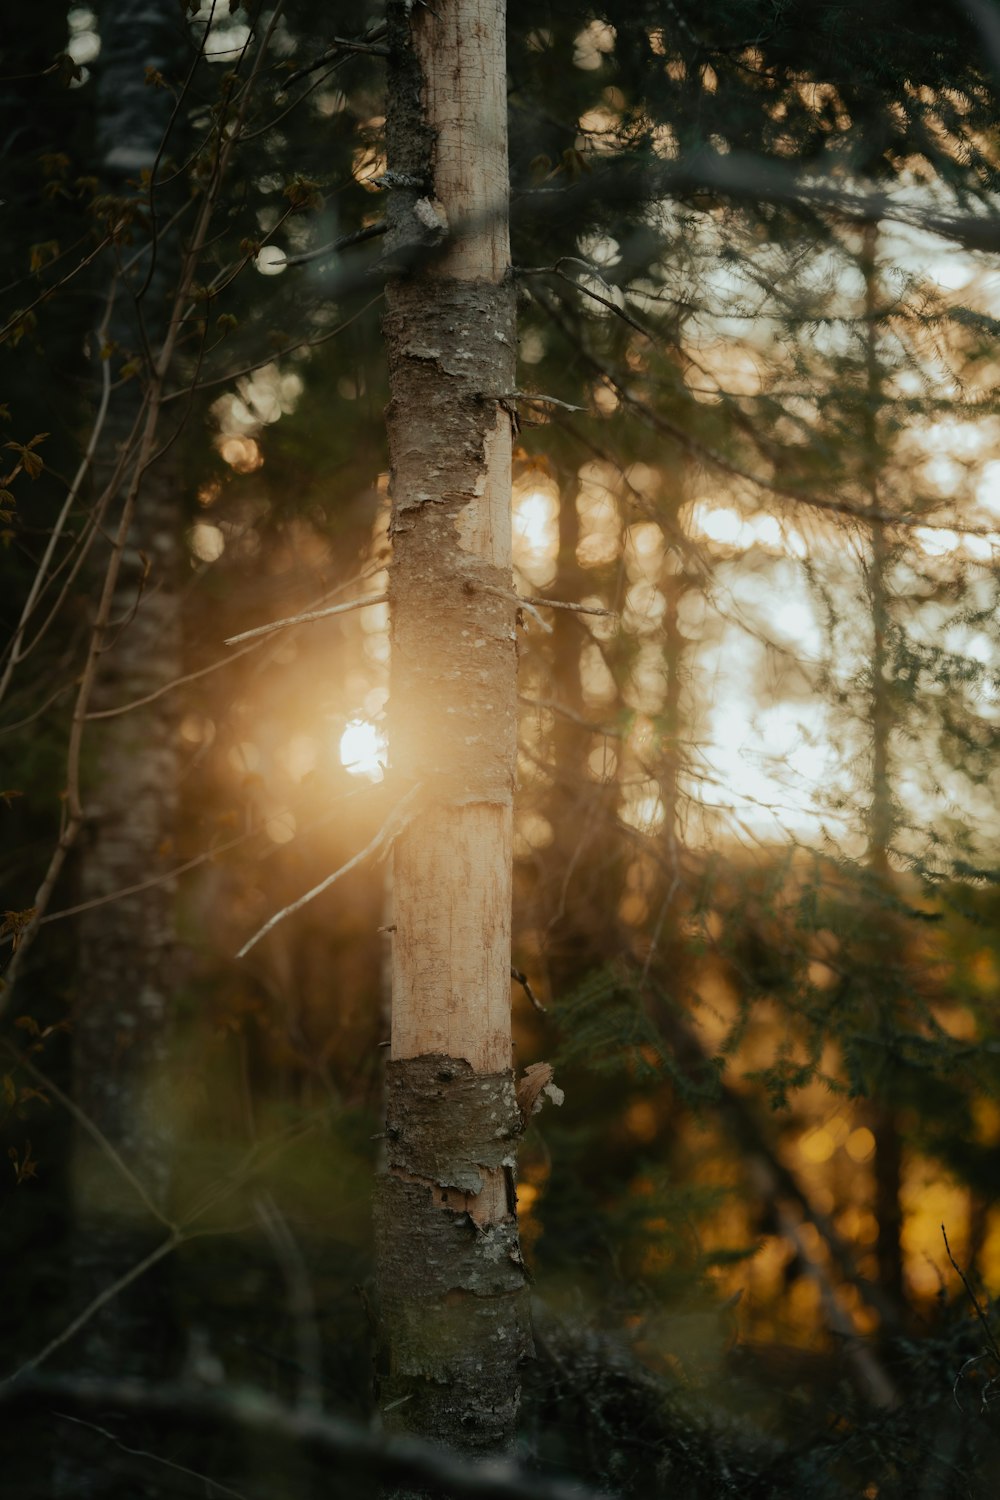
(375, 0), (531, 1458)
(861, 222), (906, 1320)
(59, 5), (186, 1491)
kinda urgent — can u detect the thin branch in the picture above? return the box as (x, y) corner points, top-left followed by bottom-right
(283, 220), (387, 267)
(2, 1232), (182, 1385)
(254, 1193), (323, 1413)
(225, 591), (387, 646)
(942, 1223), (1000, 1364)
(89, 568), (385, 718)
(19, 782), (374, 932)
(510, 965), (547, 1015)
(0, 680), (75, 737)
(511, 388), (587, 414)
(8, 395), (151, 681)
(0, 1375), (612, 1500)
(87, 634), (264, 718)
(519, 693), (624, 739)
(1, 1113), (323, 1385)
(161, 291), (385, 402)
(0, 298), (115, 706)
(54, 1411), (250, 1500)
(236, 783), (422, 958)
(282, 23), (389, 84)
(0, 1041), (174, 1231)
(1, 3), (286, 998)
(521, 595), (617, 618)
(536, 283), (1000, 538)
(0, 236), (112, 346)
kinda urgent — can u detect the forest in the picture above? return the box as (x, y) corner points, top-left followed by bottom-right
(3, 1), (1000, 1496)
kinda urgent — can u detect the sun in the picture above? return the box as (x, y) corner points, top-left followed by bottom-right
(339, 719), (386, 780)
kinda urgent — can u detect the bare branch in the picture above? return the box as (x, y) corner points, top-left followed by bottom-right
(236, 783), (422, 958)
(0, 1375), (612, 1500)
(0, 297), (115, 706)
(2, 1232), (182, 1386)
(283, 220), (387, 267)
(0, 1040), (174, 1230)
(225, 591), (388, 646)
(53, 1411), (250, 1500)
(161, 292), (385, 403)
(254, 1194), (323, 1413)
(510, 965), (547, 1015)
(88, 568), (386, 718)
(942, 1223), (1000, 1365)
(521, 595), (617, 619)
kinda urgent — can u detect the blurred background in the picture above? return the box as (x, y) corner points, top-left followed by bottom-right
(3, 3), (1000, 1495)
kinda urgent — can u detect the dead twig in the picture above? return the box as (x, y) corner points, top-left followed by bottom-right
(236, 783), (422, 958)
(225, 591), (387, 646)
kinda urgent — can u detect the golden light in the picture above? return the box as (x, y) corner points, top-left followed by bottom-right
(217, 435), (263, 473)
(845, 1127), (876, 1163)
(913, 525), (960, 557)
(513, 484), (559, 585)
(266, 810), (297, 844)
(690, 503), (749, 547)
(189, 522), (225, 562)
(339, 719), (386, 780)
(800, 1126), (836, 1164)
(255, 246), (287, 276)
(576, 465), (621, 566)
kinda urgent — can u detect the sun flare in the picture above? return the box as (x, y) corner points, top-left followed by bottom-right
(339, 719), (386, 780)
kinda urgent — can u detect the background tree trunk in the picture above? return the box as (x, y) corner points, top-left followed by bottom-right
(59, 3), (187, 1489)
(861, 222), (906, 1321)
(374, 0), (531, 1458)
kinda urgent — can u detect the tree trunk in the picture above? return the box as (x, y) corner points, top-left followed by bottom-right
(374, 0), (531, 1458)
(58, 5), (186, 1490)
(861, 222), (906, 1321)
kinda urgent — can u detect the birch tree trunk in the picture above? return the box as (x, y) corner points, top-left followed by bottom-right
(374, 0), (531, 1456)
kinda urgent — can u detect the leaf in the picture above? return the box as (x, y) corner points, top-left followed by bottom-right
(560, 148), (592, 180)
(144, 66), (168, 89)
(38, 153), (70, 179)
(4, 441), (46, 477)
(17, 1087), (49, 1107)
(9, 1139), (38, 1185)
(13, 1015), (40, 1036)
(2, 909), (37, 950)
(4, 310), (37, 348)
(283, 175), (323, 211)
(2, 1075), (15, 1110)
(29, 242), (60, 273)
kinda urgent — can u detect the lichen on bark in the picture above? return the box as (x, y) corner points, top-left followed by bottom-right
(374, 1058), (532, 1455)
(385, 277), (517, 802)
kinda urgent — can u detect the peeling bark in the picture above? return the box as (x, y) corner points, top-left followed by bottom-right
(377, 0), (530, 1460)
(376, 1061), (531, 1455)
